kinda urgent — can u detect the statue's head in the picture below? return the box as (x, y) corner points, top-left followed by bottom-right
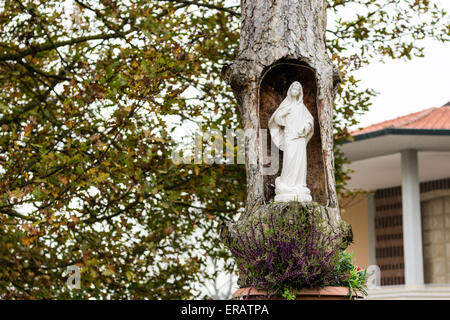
(289, 81), (303, 100)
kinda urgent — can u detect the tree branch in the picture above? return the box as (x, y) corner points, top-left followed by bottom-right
(0, 32), (129, 62)
(16, 60), (70, 81)
(160, 0), (240, 17)
(0, 207), (37, 222)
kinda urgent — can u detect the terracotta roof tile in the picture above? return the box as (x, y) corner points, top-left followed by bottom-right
(351, 102), (450, 136)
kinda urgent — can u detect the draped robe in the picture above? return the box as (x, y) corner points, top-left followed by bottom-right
(268, 86), (314, 202)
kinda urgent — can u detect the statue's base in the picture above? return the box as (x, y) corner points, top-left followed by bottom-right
(221, 201), (352, 246)
(274, 194), (312, 202)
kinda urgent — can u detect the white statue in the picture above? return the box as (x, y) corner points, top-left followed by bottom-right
(268, 81), (313, 202)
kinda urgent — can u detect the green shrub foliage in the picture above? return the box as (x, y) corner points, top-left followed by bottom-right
(227, 206), (367, 297)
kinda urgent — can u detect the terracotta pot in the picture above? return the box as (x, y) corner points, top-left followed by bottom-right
(232, 286), (364, 300)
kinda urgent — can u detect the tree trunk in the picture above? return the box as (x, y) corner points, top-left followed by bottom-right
(222, 0), (348, 237)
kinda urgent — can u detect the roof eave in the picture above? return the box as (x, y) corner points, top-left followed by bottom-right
(346, 128), (450, 143)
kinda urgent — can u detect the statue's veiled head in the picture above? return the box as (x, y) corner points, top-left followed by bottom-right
(287, 81), (303, 102)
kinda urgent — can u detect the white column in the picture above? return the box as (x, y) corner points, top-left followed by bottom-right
(401, 149), (424, 286)
(367, 192), (376, 266)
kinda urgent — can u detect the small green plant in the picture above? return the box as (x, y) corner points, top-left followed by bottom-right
(281, 287), (296, 300)
(334, 251), (368, 298)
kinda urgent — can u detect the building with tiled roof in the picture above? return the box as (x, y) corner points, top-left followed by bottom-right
(351, 101), (450, 136)
(340, 102), (450, 299)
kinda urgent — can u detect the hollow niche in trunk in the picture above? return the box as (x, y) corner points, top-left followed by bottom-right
(260, 62), (327, 205)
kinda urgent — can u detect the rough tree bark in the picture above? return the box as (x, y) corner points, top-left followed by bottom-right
(222, 0), (350, 246)
(221, 0), (352, 289)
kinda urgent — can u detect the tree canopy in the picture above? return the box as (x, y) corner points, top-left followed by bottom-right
(0, 0), (447, 299)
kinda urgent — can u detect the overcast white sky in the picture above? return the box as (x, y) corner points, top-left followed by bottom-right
(349, 1), (450, 130)
(351, 38), (450, 130)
